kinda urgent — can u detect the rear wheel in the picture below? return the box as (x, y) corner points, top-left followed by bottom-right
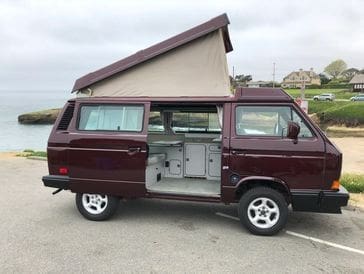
(314, 98), (318, 101)
(76, 193), (119, 221)
(238, 187), (288, 236)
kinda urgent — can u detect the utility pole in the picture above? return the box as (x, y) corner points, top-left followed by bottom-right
(300, 76), (306, 99)
(232, 66), (235, 79)
(272, 62), (276, 88)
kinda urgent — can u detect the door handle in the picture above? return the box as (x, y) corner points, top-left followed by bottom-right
(128, 147), (141, 155)
(231, 150), (246, 156)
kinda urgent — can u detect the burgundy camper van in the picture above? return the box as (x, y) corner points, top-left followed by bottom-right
(42, 14), (348, 235)
(43, 88), (349, 235)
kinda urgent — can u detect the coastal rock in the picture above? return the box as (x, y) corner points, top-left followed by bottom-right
(18, 108), (61, 124)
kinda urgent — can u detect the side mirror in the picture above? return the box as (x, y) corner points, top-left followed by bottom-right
(287, 121), (300, 143)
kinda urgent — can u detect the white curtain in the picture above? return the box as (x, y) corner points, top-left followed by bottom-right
(216, 105), (223, 129)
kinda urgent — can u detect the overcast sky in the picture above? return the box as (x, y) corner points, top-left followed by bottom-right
(1, 0), (364, 91)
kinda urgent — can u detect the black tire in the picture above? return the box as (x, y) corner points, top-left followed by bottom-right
(238, 187), (288, 236)
(314, 98), (318, 101)
(76, 193), (119, 221)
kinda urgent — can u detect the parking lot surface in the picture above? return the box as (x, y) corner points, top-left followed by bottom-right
(1, 157), (364, 273)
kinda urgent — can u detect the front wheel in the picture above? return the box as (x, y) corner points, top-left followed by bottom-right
(76, 193), (119, 221)
(238, 187), (288, 236)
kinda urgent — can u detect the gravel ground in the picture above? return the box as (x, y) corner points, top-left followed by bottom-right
(1, 157), (364, 273)
(331, 137), (364, 174)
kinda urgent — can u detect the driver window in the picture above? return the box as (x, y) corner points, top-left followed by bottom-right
(292, 110), (314, 138)
(235, 106), (314, 138)
(235, 106), (291, 136)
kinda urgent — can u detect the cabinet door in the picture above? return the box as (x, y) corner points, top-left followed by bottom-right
(208, 153), (221, 177)
(169, 160), (182, 175)
(185, 144), (206, 176)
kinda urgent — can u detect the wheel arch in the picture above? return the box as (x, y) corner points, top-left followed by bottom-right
(235, 176), (291, 203)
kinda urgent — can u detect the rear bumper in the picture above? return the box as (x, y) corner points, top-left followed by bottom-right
(291, 186), (349, 213)
(42, 175), (69, 190)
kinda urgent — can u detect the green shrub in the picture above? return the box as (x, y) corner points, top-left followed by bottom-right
(323, 103), (364, 126)
(323, 83), (351, 89)
(305, 84), (321, 89)
(30, 151), (47, 157)
(341, 174), (364, 193)
(17, 150), (47, 158)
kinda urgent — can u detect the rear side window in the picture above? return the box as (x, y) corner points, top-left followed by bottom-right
(78, 105), (144, 132)
(172, 112), (220, 133)
(235, 106), (313, 138)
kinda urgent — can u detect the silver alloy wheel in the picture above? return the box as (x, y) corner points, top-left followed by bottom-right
(247, 197), (280, 229)
(82, 194), (108, 215)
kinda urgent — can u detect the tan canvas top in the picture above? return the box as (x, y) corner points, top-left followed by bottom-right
(74, 14), (233, 97)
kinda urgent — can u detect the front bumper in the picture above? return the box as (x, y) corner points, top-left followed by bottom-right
(291, 186), (349, 213)
(42, 175), (69, 190)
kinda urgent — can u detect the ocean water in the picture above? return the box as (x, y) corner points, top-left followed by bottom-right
(0, 90), (71, 151)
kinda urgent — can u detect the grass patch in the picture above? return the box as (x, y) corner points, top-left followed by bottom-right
(321, 102), (364, 126)
(17, 149), (47, 158)
(302, 100), (364, 126)
(307, 101), (349, 114)
(285, 88), (353, 100)
(341, 173), (364, 193)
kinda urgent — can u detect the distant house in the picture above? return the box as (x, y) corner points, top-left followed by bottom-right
(246, 81), (269, 88)
(349, 74), (364, 92)
(281, 68), (321, 88)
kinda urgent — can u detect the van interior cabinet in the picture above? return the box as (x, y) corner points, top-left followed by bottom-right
(185, 143), (206, 177)
(207, 153), (221, 178)
(164, 147), (183, 178)
(149, 143), (184, 179)
(206, 144), (221, 179)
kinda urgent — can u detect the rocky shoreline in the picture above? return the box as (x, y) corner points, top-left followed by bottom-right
(18, 108), (61, 124)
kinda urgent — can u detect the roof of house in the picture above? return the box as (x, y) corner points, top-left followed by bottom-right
(72, 13), (232, 92)
(349, 74), (364, 84)
(283, 70), (320, 81)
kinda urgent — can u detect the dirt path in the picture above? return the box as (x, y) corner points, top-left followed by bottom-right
(331, 138), (364, 174)
(0, 152), (17, 159)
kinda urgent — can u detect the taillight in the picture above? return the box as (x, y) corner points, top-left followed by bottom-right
(331, 180), (340, 190)
(59, 167), (68, 175)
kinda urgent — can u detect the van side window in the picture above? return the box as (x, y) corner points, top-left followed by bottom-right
(78, 105), (144, 132)
(235, 106), (313, 138)
(236, 106), (291, 136)
(172, 112), (221, 133)
(148, 111), (164, 132)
